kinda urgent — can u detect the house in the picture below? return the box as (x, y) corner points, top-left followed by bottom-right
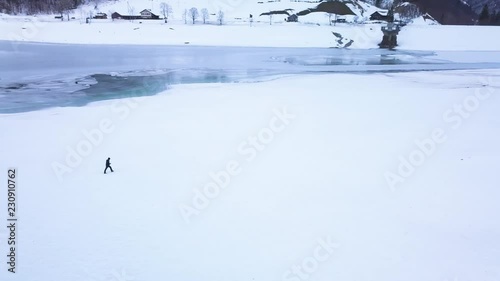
(286, 14), (298, 22)
(111, 12), (124, 20)
(111, 9), (160, 20)
(93, 12), (107, 19)
(370, 11), (389, 21)
(139, 9), (159, 19)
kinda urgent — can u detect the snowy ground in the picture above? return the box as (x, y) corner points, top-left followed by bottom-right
(1, 69), (500, 281)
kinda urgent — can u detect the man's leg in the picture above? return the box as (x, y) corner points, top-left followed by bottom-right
(104, 166), (108, 174)
(110, 166), (114, 172)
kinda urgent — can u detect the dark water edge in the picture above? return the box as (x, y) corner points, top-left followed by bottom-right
(0, 68), (288, 113)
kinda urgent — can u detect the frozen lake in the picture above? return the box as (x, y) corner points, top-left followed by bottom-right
(1, 39), (500, 281)
(2, 41), (500, 113)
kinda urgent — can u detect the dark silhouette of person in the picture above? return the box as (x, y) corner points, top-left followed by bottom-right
(104, 157), (114, 174)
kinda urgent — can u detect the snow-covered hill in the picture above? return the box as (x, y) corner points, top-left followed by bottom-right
(410, 13), (440, 25)
(3, 0), (500, 49)
(79, 0), (383, 24)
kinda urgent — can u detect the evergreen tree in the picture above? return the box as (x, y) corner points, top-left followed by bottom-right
(0, 0), (84, 15)
(478, 4), (490, 25)
(492, 10), (500, 25)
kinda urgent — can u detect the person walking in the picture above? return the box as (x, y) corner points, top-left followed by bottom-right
(104, 157), (114, 174)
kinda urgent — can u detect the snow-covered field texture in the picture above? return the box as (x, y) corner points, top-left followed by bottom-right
(1, 0), (499, 50)
(1, 68), (500, 281)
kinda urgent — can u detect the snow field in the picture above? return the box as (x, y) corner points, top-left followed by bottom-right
(0, 70), (499, 281)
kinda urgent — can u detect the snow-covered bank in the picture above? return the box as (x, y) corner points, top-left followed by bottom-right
(1, 16), (500, 50)
(1, 70), (500, 281)
(398, 24), (500, 51)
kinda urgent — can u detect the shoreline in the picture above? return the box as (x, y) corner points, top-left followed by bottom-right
(2, 18), (500, 51)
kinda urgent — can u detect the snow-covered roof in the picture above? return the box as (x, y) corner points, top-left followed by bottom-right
(139, 9), (159, 15)
(372, 10), (388, 16)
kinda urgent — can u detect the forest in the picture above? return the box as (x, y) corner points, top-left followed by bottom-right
(0, 0), (100, 15)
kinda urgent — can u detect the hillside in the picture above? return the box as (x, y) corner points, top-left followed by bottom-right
(3, 0), (500, 25)
(73, 0), (500, 25)
(398, 0), (475, 24)
(80, 0), (382, 24)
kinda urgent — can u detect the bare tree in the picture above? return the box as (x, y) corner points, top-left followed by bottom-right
(189, 7), (199, 24)
(56, 0), (73, 21)
(326, 13), (339, 26)
(93, 0), (103, 10)
(88, 10), (94, 23)
(128, 5), (135, 15)
(160, 2), (173, 23)
(78, 7), (86, 22)
(64, 9), (72, 21)
(201, 8), (209, 24)
(127, 4), (135, 22)
(217, 10), (224, 25)
(183, 9), (188, 24)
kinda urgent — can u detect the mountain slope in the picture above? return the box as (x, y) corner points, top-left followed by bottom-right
(466, 0), (500, 13)
(407, 0), (478, 24)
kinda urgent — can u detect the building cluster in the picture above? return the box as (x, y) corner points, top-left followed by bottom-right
(104, 9), (161, 20)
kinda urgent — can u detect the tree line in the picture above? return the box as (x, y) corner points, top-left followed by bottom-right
(371, 0), (500, 25)
(478, 4), (500, 25)
(180, 7), (224, 25)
